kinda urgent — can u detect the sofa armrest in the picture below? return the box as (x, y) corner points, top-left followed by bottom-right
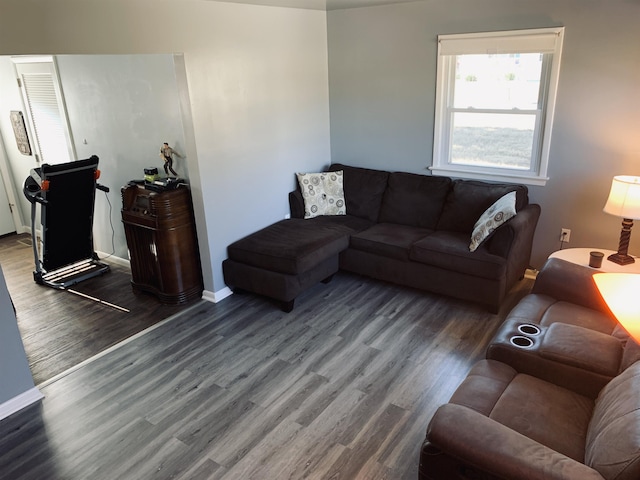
(289, 190), (305, 219)
(487, 203), (541, 286)
(425, 403), (605, 480)
(532, 258), (613, 314)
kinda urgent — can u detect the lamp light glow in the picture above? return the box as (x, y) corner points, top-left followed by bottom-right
(603, 176), (640, 265)
(593, 273), (640, 343)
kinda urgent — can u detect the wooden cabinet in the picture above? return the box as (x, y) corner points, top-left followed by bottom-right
(121, 183), (203, 304)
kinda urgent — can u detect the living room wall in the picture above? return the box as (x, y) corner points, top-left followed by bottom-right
(327, 0), (640, 269)
(0, 0), (331, 297)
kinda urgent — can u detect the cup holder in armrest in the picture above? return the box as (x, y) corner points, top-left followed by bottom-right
(510, 335), (535, 348)
(517, 324), (541, 336)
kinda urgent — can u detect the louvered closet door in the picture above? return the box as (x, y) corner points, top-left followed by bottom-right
(13, 58), (75, 165)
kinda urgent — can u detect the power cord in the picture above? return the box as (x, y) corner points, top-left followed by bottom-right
(98, 189), (116, 260)
(559, 231), (569, 249)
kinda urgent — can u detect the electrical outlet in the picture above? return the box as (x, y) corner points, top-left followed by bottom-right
(560, 228), (571, 243)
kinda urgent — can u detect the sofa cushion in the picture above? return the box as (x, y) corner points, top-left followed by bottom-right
(227, 218), (350, 275)
(436, 179), (528, 234)
(296, 171), (346, 218)
(586, 360), (640, 480)
(378, 172), (452, 229)
(349, 223), (433, 261)
(409, 231), (506, 279)
(328, 163), (389, 222)
(469, 191), (517, 252)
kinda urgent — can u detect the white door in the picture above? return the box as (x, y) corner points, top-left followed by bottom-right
(12, 57), (75, 165)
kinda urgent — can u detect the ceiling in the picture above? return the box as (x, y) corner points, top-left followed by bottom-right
(213, 0), (420, 11)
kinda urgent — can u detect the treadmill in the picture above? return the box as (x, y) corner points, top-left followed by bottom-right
(23, 155), (110, 289)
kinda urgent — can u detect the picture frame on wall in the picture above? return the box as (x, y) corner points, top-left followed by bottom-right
(9, 111), (32, 156)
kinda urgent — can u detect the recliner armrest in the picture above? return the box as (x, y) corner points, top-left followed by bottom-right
(532, 258), (613, 314)
(424, 403), (605, 480)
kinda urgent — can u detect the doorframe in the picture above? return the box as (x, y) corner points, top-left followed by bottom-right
(0, 133), (25, 234)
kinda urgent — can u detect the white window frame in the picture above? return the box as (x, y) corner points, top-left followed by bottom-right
(430, 27), (564, 186)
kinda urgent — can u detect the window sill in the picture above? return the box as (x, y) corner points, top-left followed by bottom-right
(429, 166), (549, 186)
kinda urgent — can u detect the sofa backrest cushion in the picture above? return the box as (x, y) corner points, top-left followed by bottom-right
(436, 180), (529, 234)
(328, 163), (389, 222)
(378, 172), (452, 229)
(585, 360), (640, 480)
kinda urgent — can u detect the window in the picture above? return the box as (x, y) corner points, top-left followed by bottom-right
(431, 27), (564, 186)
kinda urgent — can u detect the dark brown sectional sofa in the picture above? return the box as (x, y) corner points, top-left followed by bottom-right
(223, 163), (541, 312)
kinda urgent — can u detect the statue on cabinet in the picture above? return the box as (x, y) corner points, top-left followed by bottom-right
(159, 142), (182, 177)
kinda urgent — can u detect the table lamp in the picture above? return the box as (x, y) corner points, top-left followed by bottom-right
(593, 273), (640, 343)
(603, 175), (640, 265)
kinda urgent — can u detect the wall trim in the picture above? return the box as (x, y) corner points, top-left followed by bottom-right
(0, 387), (44, 421)
(203, 287), (233, 303)
(96, 252), (130, 268)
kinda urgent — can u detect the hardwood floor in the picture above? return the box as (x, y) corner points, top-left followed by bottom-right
(0, 233), (195, 384)
(0, 270), (532, 479)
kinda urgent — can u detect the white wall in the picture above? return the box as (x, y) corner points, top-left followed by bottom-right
(0, 0), (331, 295)
(328, 0), (640, 268)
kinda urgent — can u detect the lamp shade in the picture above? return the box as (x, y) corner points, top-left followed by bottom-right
(603, 176), (640, 220)
(593, 273), (640, 343)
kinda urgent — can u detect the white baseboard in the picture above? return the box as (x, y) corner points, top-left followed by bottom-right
(95, 252), (130, 268)
(0, 387), (44, 421)
(202, 287), (233, 303)
(90, 252), (233, 304)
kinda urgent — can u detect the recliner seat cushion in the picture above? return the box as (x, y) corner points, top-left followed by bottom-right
(539, 323), (623, 377)
(450, 360), (593, 463)
(378, 172), (451, 229)
(436, 179), (529, 234)
(409, 231), (506, 279)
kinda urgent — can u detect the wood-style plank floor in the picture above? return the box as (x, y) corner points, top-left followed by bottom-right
(0, 233), (195, 384)
(0, 268), (532, 479)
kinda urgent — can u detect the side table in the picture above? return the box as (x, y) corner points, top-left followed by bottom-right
(549, 247), (640, 273)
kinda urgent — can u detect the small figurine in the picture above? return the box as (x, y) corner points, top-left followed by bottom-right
(159, 142), (182, 177)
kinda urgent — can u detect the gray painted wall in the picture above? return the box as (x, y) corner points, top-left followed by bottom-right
(0, 266), (35, 405)
(328, 0), (640, 268)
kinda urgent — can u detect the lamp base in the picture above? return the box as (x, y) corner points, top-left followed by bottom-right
(608, 252), (636, 265)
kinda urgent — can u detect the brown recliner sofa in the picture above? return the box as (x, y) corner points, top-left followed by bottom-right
(420, 257), (640, 479)
(487, 257), (640, 397)
(420, 357), (640, 480)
